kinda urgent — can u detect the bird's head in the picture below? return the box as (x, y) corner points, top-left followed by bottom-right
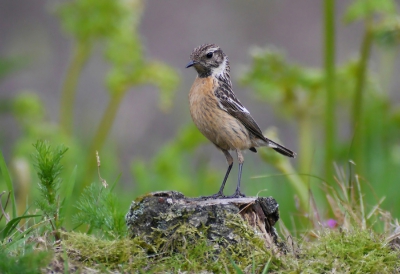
(186, 44), (230, 78)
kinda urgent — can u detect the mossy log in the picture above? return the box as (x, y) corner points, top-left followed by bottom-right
(125, 191), (286, 253)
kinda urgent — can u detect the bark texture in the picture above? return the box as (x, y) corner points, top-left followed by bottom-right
(125, 191), (285, 252)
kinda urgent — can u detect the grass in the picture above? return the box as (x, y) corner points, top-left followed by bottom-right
(1, 1), (400, 271)
(1, 143), (400, 273)
(296, 229), (399, 273)
(58, 221), (400, 273)
(46, 170), (400, 273)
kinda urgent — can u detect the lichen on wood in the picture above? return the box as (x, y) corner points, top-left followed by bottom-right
(125, 191), (286, 254)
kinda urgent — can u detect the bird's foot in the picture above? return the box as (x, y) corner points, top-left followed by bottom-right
(225, 190), (246, 199)
(200, 191), (225, 200)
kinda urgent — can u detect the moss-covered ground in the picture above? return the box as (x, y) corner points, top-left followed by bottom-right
(57, 222), (400, 273)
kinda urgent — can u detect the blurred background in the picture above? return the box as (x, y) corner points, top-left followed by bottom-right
(1, 0), (399, 233)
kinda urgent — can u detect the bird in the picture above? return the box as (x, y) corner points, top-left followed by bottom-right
(186, 44), (296, 198)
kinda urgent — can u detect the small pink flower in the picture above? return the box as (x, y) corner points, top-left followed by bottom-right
(325, 219), (338, 228)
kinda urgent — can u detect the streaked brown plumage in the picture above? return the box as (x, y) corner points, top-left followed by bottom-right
(186, 44), (296, 198)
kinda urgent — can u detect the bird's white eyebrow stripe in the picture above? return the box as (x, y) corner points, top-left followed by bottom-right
(207, 47), (219, 52)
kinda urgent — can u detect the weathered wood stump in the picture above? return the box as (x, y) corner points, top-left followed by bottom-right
(125, 191), (286, 253)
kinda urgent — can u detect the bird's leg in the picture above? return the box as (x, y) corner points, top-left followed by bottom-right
(228, 149), (245, 198)
(217, 164), (233, 194)
(204, 150), (233, 199)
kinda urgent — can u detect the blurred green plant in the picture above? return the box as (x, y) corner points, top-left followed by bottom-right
(344, 0), (399, 171)
(241, 47), (323, 176)
(32, 140), (68, 241)
(323, 0), (336, 179)
(0, 0), (399, 268)
(0, 246), (51, 274)
(0, 57), (21, 82)
(1, 151), (49, 274)
(74, 181), (126, 238)
(0, 0), (399, 255)
(241, 0), (400, 219)
(0, 152), (17, 219)
(57, 0), (180, 190)
(132, 124), (221, 197)
(57, 0), (128, 135)
(0, 151), (41, 245)
(2, 0), (180, 243)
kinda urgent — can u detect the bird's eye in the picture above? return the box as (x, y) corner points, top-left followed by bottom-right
(206, 52), (213, 58)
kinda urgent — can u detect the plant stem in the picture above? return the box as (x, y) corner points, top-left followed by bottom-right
(323, 0), (336, 180)
(81, 89), (126, 189)
(277, 160), (309, 212)
(351, 21), (373, 167)
(298, 111), (313, 174)
(59, 40), (91, 135)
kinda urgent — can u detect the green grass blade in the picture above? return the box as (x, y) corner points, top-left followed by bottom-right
(59, 165), (78, 223)
(261, 258), (272, 274)
(110, 173), (121, 192)
(323, 0), (336, 180)
(228, 256), (244, 274)
(0, 151), (17, 219)
(0, 214), (41, 241)
(4, 218), (46, 249)
(63, 244), (70, 274)
(64, 165), (77, 199)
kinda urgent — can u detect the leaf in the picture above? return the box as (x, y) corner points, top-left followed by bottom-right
(344, 0), (396, 24)
(261, 258), (272, 274)
(373, 15), (400, 48)
(0, 214), (41, 241)
(228, 255), (244, 274)
(59, 165), (78, 225)
(0, 151), (17, 219)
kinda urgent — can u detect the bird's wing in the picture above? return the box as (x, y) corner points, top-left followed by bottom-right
(214, 82), (296, 158)
(214, 84), (266, 142)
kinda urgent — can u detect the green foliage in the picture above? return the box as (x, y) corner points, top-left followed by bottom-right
(0, 57), (21, 81)
(64, 212), (278, 273)
(0, 151), (17, 219)
(344, 0), (396, 23)
(0, 247), (51, 274)
(293, 229), (400, 273)
(102, 0), (179, 104)
(240, 0), (400, 220)
(0, 214), (40, 242)
(12, 92), (45, 128)
(1, 0), (400, 271)
(240, 48), (323, 118)
(32, 140), (68, 232)
(58, 0), (129, 42)
(373, 15), (400, 48)
(73, 182), (126, 238)
(62, 214), (400, 273)
(131, 124), (221, 197)
(56, 0), (180, 188)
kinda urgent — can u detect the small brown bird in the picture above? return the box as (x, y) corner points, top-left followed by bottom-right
(186, 44), (296, 198)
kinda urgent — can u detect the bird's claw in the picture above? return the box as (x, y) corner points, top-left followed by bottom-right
(200, 192), (225, 200)
(225, 191), (246, 199)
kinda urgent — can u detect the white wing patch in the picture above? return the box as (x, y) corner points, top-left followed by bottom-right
(217, 100), (227, 111)
(227, 97), (250, 114)
(267, 141), (278, 148)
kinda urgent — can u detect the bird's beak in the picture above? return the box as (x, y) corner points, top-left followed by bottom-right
(185, 60), (197, 68)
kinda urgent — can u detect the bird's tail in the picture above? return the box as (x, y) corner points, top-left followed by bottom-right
(267, 138), (296, 158)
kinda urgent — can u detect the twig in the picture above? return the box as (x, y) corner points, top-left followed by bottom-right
(96, 151), (108, 188)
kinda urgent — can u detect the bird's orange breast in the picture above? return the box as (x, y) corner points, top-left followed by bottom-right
(188, 76), (252, 151)
(188, 76), (216, 103)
